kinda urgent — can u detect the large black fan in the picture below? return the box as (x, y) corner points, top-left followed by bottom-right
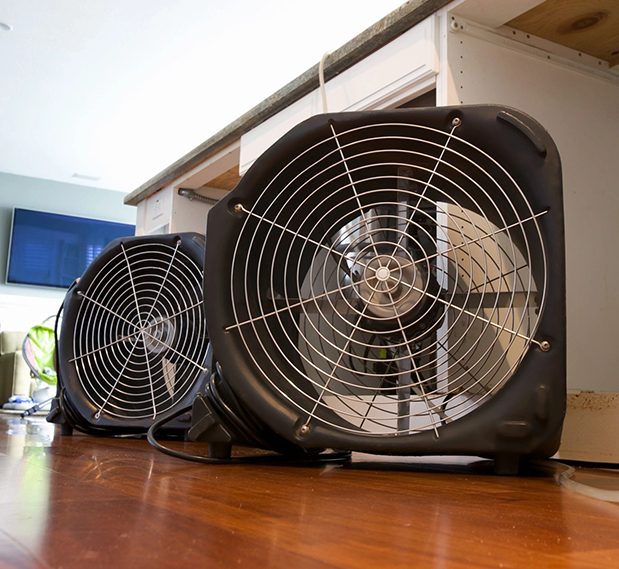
(187, 106), (564, 474)
(49, 233), (208, 436)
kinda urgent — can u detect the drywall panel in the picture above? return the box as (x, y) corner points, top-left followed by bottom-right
(140, 186), (173, 235)
(170, 190), (211, 235)
(556, 392), (619, 463)
(240, 16), (439, 174)
(444, 27), (619, 392)
(135, 184), (211, 236)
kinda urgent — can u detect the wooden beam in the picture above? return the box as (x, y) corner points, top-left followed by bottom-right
(203, 166), (241, 192)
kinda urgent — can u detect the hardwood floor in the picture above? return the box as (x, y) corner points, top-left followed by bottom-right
(1, 413), (618, 568)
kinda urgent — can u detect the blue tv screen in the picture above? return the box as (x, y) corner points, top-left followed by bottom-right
(7, 208), (135, 289)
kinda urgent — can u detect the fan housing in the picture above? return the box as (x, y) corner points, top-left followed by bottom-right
(50, 233), (208, 435)
(201, 106), (565, 472)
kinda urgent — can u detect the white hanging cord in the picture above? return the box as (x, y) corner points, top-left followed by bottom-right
(318, 51), (332, 113)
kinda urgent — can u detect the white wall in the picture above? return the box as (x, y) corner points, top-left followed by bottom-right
(135, 185), (213, 236)
(0, 172), (136, 332)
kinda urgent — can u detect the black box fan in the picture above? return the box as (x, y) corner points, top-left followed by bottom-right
(48, 233), (209, 436)
(190, 105), (566, 475)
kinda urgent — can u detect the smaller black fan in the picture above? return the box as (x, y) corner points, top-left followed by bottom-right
(48, 233), (208, 436)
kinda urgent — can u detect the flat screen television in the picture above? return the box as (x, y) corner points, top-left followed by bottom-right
(6, 208), (135, 289)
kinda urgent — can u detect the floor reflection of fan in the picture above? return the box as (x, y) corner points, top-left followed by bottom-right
(166, 106), (565, 474)
(48, 233), (208, 436)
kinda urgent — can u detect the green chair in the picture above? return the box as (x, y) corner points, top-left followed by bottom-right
(22, 320), (58, 410)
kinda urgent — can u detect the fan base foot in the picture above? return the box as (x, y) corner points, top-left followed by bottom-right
(494, 454), (520, 475)
(209, 442), (232, 459)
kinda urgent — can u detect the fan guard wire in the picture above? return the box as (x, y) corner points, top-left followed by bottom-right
(51, 284), (128, 435)
(69, 241), (208, 423)
(227, 121), (548, 437)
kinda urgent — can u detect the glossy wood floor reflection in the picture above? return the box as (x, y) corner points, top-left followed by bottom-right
(1, 414), (619, 569)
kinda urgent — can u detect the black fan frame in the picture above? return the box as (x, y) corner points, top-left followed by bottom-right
(205, 105), (566, 464)
(52, 232), (208, 435)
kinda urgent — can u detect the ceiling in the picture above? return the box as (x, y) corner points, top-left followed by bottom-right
(0, 0), (405, 193)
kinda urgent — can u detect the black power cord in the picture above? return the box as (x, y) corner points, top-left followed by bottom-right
(146, 405), (352, 465)
(54, 281), (348, 463)
(206, 365), (273, 449)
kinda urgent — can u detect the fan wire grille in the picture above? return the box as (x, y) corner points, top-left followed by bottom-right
(71, 240), (207, 421)
(227, 121), (548, 437)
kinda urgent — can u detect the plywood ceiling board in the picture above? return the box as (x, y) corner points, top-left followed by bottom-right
(205, 166), (241, 191)
(509, 0), (619, 66)
(452, 0), (546, 29)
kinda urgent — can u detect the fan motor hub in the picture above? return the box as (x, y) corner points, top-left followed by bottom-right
(356, 254), (434, 326)
(142, 316), (176, 355)
(375, 266), (391, 282)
